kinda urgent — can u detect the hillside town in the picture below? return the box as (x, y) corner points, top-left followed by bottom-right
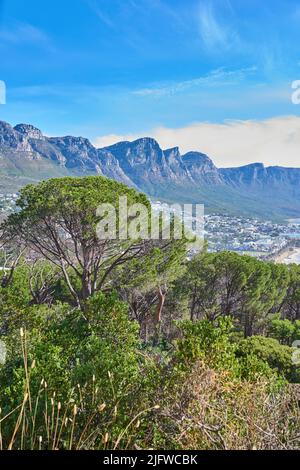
(0, 193), (18, 214)
(1, 195), (300, 261)
(204, 214), (300, 259)
(151, 200), (300, 260)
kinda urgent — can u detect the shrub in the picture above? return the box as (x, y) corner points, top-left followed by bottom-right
(236, 336), (300, 382)
(0, 293), (153, 448)
(175, 317), (238, 373)
(148, 360), (300, 450)
(269, 318), (296, 345)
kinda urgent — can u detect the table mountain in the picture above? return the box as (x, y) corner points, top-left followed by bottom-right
(1, 120), (300, 220)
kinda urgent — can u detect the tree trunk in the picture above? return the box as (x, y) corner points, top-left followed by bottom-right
(155, 286), (166, 324)
(244, 313), (253, 338)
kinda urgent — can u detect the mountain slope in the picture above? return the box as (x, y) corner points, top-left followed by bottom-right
(0, 120), (299, 220)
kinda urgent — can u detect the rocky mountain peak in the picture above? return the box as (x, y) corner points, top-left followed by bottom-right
(0, 121), (14, 134)
(164, 147), (180, 159)
(49, 135), (94, 149)
(182, 151), (215, 167)
(0, 120), (33, 152)
(132, 137), (160, 147)
(14, 123), (44, 140)
(239, 162), (265, 171)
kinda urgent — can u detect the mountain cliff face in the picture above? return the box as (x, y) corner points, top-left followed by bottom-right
(0, 120), (300, 219)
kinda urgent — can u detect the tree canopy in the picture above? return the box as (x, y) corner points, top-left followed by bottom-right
(1, 176), (187, 322)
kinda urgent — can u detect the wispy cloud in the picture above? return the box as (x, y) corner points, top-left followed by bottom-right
(0, 21), (53, 50)
(10, 66), (257, 102)
(197, 0), (238, 52)
(0, 80), (6, 104)
(132, 66), (257, 97)
(85, 0), (116, 29)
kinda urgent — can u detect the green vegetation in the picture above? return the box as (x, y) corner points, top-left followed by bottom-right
(0, 176), (300, 450)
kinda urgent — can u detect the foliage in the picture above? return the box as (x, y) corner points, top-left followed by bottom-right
(174, 251), (289, 336)
(147, 360), (300, 450)
(1, 176), (300, 450)
(175, 317), (238, 372)
(269, 317), (300, 345)
(1, 177), (153, 306)
(236, 336), (300, 382)
(0, 309), (299, 450)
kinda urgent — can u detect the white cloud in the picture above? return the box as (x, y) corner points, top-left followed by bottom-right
(93, 116), (300, 168)
(94, 133), (132, 148)
(132, 66), (257, 97)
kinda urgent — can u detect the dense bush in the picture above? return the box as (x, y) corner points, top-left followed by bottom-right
(269, 318), (300, 345)
(0, 305), (299, 450)
(0, 294), (151, 447)
(236, 336), (300, 382)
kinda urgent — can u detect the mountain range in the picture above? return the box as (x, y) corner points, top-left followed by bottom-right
(1, 120), (300, 220)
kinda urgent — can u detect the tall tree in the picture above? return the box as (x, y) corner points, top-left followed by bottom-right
(1, 177), (158, 309)
(1, 176), (188, 317)
(111, 241), (187, 338)
(178, 252), (289, 336)
(280, 264), (300, 321)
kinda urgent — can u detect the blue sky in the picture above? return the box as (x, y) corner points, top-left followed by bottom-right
(1, 0), (300, 153)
